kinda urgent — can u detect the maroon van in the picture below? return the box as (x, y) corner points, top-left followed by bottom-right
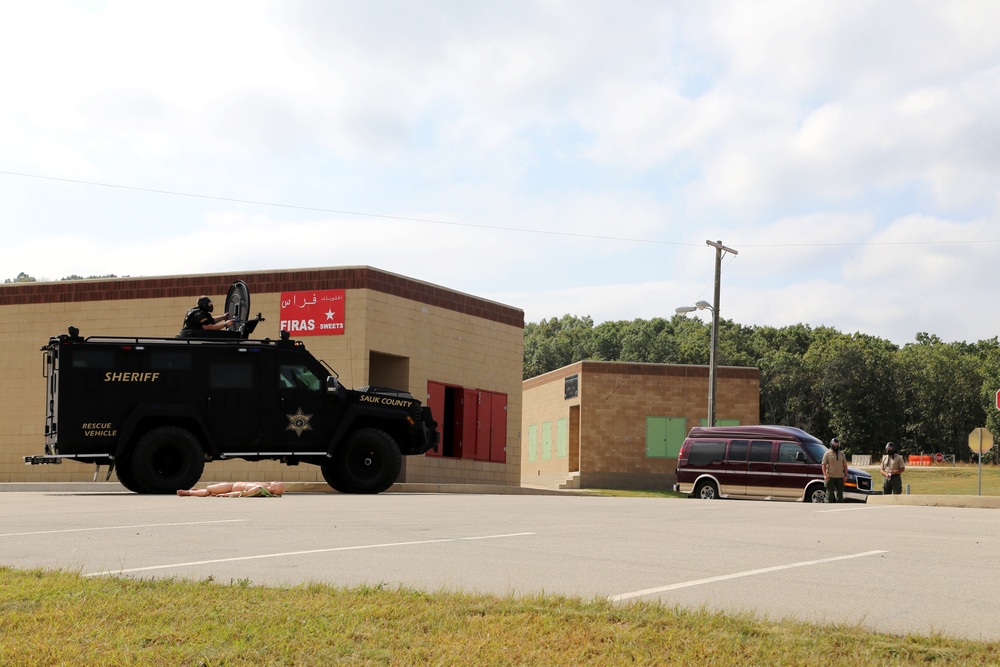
(672, 425), (873, 502)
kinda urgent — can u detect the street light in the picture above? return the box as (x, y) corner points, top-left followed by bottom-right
(675, 240), (738, 427)
(675, 300), (717, 426)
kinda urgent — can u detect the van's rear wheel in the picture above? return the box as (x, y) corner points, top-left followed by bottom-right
(695, 480), (719, 500)
(334, 428), (402, 494)
(130, 426), (205, 494)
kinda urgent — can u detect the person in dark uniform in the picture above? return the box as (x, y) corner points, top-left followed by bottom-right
(182, 296), (232, 332)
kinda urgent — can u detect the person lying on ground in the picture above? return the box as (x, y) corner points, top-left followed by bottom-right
(176, 481), (285, 497)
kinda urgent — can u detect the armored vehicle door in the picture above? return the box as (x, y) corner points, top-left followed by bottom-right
(268, 354), (337, 453)
(200, 346), (266, 451)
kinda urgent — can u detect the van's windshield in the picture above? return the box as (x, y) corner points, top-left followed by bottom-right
(802, 441), (827, 463)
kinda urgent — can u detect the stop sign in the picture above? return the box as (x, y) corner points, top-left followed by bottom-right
(969, 428), (995, 454)
(996, 389), (1000, 410)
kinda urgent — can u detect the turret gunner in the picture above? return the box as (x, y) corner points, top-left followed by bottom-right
(182, 296), (232, 331)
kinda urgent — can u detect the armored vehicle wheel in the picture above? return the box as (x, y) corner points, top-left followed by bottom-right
(130, 426), (205, 494)
(113, 457), (145, 493)
(335, 428), (402, 494)
(320, 458), (350, 493)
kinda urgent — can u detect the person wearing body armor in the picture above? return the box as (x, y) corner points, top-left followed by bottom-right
(821, 437), (848, 503)
(881, 442), (906, 495)
(182, 296), (232, 332)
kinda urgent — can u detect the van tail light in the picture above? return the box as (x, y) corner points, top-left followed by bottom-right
(678, 441), (690, 462)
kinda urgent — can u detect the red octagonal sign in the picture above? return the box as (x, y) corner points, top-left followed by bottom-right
(996, 389), (1000, 410)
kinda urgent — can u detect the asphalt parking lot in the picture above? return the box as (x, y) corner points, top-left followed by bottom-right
(2, 489), (998, 641)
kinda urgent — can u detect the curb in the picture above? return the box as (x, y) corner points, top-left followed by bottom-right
(866, 494), (1000, 509)
(2, 483), (995, 505)
(0, 482), (590, 496)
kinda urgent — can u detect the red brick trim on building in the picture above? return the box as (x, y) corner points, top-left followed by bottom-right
(523, 360), (759, 390)
(0, 266), (524, 328)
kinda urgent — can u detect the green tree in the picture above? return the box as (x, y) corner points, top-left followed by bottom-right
(980, 348), (1000, 464)
(805, 332), (902, 456)
(4, 271), (37, 283)
(898, 334), (986, 462)
(617, 317), (679, 363)
(522, 315), (595, 379)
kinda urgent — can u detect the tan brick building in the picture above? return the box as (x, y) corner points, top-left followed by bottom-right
(522, 361), (760, 489)
(0, 267), (524, 487)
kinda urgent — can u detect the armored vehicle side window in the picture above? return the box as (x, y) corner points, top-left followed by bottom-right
(72, 350), (115, 368)
(210, 363), (254, 389)
(726, 439), (749, 461)
(749, 440), (773, 462)
(688, 441), (725, 466)
(150, 351), (192, 370)
(279, 364), (321, 391)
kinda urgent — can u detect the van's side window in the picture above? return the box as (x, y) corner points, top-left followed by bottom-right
(749, 441), (772, 461)
(688, 441), (726, 466)
(727, 440), (749, 461)
(777, 442), (803, 463)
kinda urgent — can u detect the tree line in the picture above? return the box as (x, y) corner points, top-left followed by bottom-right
(524, 315), (1000, 462)
(4, 272), (122, 283)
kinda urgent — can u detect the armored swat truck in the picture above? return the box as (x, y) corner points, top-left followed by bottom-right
(24, 281), (439, 494)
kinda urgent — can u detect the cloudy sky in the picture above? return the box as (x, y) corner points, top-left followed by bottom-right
(2, 1), (999, 345)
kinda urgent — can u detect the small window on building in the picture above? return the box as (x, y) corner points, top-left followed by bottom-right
(564, 374), (578, 399)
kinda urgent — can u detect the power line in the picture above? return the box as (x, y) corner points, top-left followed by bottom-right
(0, 169), (700, 247)
(2, 168), (998, 248)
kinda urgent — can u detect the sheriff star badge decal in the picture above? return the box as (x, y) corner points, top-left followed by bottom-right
(286, 408), (313, 437)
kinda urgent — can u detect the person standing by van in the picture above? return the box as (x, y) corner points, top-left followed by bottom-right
(881, 442), (906, 494)
(821, 437), (848, 503)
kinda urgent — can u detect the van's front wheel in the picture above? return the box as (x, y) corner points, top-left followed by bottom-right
(694, 480), (719, 500)
(806, 485), (827, 503)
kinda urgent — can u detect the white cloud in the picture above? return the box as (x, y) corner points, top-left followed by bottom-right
(2, 1), (1000, 347)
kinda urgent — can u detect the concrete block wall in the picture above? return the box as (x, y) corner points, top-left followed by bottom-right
(521, 363), (581, 486)
(0, 267), (524, 486)
(579, 362), (759, 488)
(362, 290), (524, 486)
(522, 360), (760, 490)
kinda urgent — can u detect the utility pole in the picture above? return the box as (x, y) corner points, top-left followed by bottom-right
(705, 240), (738, 427)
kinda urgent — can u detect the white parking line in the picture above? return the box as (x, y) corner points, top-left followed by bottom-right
(817, 505), (910, 513)
(0, 519), (246, 538)
(84, 532), (536, 577)
(610, 550), (888, 602)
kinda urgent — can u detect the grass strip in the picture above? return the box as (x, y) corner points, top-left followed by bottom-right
(2, 567), (997, 666)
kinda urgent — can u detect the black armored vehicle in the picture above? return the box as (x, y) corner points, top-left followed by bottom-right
(25, 281), (438, 494)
